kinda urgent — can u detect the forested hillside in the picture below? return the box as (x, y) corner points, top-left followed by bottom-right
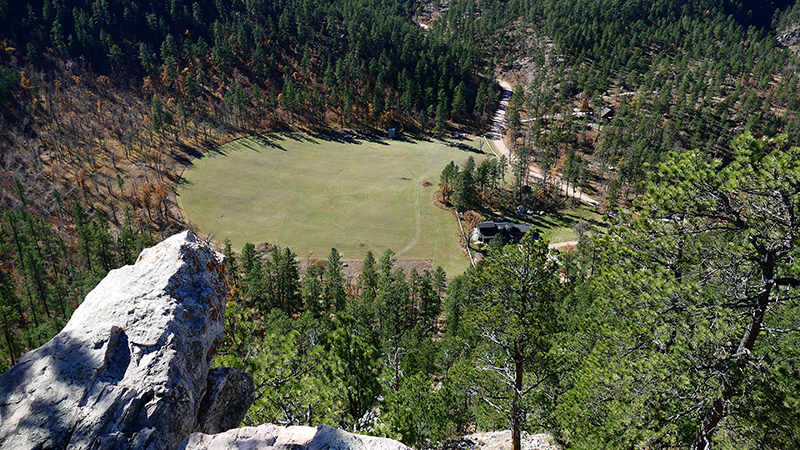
(432, 0), (800, 208)
(2, 0), (800, 449)
(0, 0), (488, 365)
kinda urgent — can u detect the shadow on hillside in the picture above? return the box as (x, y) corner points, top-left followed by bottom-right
(199, 139), (230, 157)
(306, 131), (367, 146)
(366, 137), (390, 145)
(251, 130), (402, 147)
(235, 140), (267, 153)
(172, 144), (202, 167)
(263, 131), (319, 145)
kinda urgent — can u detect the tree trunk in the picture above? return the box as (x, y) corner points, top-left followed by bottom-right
(512, 343), (524, 450)
(691, 261), (774, 449)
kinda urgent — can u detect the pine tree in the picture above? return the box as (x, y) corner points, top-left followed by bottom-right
(323, 248), (347, 312)
(418, 271), (441, 335)
(302, 264), (324, 316)
(435, 101), (448, 137)
(451, 81), (468, 118)
(465, 236), (566, 450)
(328, 314), (382, 431)
(358, 250), (378, 304)
(263, 246), (301, 315)
(562, 133), (800, 449)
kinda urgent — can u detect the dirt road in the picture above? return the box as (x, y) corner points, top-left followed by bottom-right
(488, 80), (600, 207)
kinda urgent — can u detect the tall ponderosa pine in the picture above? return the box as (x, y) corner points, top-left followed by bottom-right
(302, 263), (324, 316)
(465, 236), (567, 450)
(0, 251), (22, 371)
(328, 314), (382, 431)
(357, 250), (378, 303)
(263, 246), (301, 315)
(417, 270), (442, 336)
(561, 133), (800, 449)
(323, 248), (347, 312)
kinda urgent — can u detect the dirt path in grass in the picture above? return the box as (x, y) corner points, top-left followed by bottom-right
(549, 240), (578, 250)
(397, 179), (422, 257)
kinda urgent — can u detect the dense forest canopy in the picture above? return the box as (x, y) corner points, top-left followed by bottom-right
(2, 0), (800, 449)
(431, 0), (800, 206)
(1, 0), (480, 123)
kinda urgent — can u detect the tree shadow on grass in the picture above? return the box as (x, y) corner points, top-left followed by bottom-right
(235, 139), (267, 153)
(176, 176), (192, 187)
(250, 133), (286, 151)
(195, 139), (230, 157)
(443, 140), (483, 154)
(305, 130), (379, 146)
(365, 136), (390, 145)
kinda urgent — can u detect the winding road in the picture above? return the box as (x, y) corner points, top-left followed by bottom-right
(487, 80), (599, 207)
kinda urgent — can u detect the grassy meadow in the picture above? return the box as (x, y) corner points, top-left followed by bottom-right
(178, 132), (490, 275)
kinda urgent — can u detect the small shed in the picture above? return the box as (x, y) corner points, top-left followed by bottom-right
(599, 106), (615, 120)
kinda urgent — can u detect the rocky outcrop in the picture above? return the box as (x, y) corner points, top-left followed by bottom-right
(196, 368), (255, 435)
(0, 230), (254, 450)
(778, 25), (800, 49)
(439, 431), (560, 450)
(180, 424), (412, 450)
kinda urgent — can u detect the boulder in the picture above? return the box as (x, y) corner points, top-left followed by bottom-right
(439, 431), (561, 450)
(180, 424), (412, 450)
(0, 230), (252, 450)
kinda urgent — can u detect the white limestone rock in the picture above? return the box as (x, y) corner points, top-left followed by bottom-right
(0, 230), (231, 450)
(180, 424), (413, 450)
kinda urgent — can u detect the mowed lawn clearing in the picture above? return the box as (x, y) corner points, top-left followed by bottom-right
(178, 132), (489, 275)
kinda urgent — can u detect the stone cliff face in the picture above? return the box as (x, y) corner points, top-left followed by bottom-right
(0, 231), (254, 450)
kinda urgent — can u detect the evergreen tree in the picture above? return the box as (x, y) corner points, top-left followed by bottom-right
(417, 270), (441, 335)
(138, 42), (153, 73)
(357, 250), (379, 307)
(302, 263), (324, 316)
(561, 133), (800, 449)
(465, 236), (567, 450)
(323, 248), (347, 312)
(451, 81), (468, 119)
(0, 248), (22, 371)
(452, 156), (475, 211)
(435, 101), (448, 137)
(263, 246), (301, 315)
(328, 314), (382, 431)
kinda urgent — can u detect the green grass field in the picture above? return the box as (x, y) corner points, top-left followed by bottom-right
(178, 132), (490, 275)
